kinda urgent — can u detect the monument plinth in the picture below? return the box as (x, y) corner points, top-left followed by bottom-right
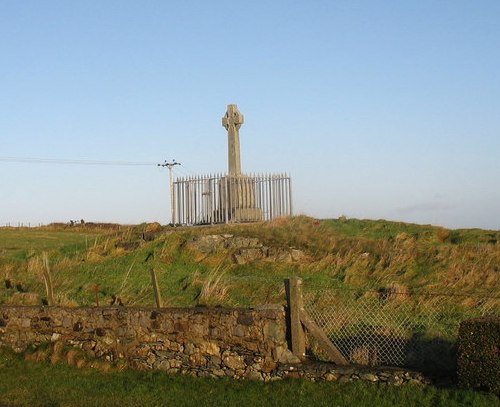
(220, 104), (263, 222)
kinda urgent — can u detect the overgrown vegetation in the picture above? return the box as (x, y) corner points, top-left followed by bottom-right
(0, 348), (497, 407)
(0, 216), (498, 309)
(457, 316), (500, 395)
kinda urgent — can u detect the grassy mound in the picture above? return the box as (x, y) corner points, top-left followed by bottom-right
(0, 216), (498, 308)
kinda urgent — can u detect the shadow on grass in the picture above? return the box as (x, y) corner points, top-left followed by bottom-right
(405, 333), (457, 380)
(308, 329), (458, 385)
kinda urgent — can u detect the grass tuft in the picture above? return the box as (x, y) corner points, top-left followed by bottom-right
(196, 266), (230, 306)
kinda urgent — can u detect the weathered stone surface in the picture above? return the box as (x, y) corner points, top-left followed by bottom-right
(234, 248), (265, 265)
(184, 342), (196, 356)
(20, 318), (31, 328)
(222, 351), (246, 370)
(222, 104), (244, 176)
(274, 346), (301, 364)
(232, 325), (246, 337)
(212, 368), (225, 377)
(199, 341), (220, 356)
(263, 321), (285, 342)
(261, 356), (277, 373)
(325, 372), (339, 381)
(237, 313), (254, 326)
(208, 355), (222, 367)
(0, 305), (430, 386)
(185, 235), (227, 254)
(0, 305), (288, 380)
(266, 248), (292, 263)
(290, 249), (306, 262)
(185, 234), (308, 265)
(255, 304), (284, 312)
(360, 373), (379, 382)
(189, 353), (207, 367)
(388, 375), (405, 386)
(245, 369), (263, 381)
(225, 237), (262, 249)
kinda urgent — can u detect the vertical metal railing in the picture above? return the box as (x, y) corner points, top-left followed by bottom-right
(172, 173), (292, 226)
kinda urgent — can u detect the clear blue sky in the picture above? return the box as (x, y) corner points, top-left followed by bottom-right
(1, 1), (499, 229)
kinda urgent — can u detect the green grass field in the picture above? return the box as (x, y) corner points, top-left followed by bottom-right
(0, 349), (497, 407)
(0, 229), (99, 262)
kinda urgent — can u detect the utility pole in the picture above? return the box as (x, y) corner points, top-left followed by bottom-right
(158, 160), (181, 225)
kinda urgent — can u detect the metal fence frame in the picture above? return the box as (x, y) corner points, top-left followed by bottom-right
(286, 277), (499, 374)
(172, 173), (292, 225)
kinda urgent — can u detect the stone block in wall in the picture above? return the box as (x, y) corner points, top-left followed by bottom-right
(189, 353), (207, 367)
(273, 346), (301, 364)
(232, 325), (246, 337)
(198, 341), (220, 356)
(237, 313), (254, 326)
(222, 351), (246, 370)
(263, 321), (285, 343)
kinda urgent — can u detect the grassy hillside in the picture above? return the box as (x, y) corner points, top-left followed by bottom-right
(0, 216), (498, 310)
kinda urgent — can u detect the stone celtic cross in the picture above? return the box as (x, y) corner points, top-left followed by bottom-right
(222, 104), (244, 175)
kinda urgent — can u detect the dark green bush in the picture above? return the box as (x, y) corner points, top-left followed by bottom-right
(457, 316), (500, 395)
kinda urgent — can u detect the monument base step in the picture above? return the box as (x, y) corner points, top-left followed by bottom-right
(230, 208), (263, 222)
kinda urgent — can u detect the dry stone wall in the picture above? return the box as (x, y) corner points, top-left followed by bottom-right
(0, 304), (297, 380)
(0, 305), (430, 385)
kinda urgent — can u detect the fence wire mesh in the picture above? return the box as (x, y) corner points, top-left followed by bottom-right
(303, 285), (500, 374)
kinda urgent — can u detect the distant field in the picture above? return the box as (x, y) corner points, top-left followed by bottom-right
(0, 229), (103, 262)
(0, 348), (497, 407)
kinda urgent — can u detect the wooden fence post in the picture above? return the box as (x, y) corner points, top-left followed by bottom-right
(42, 252), (54, 306)
(285, 277), (306, 359)
(91, 284), (101, 307)
(150, 268), (162, 309)
(299, 309), (348, 365)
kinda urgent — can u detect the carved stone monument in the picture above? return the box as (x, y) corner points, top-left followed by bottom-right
(220, 104), (263, 222)
(222, 104), (244, 176)
(171, 104), (292, 225)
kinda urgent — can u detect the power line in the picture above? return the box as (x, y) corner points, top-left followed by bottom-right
(0, 156), (158, 166)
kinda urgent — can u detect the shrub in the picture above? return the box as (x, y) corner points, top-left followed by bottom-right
(457, 316), (500, 395)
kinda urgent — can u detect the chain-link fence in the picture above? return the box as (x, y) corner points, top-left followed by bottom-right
(303, 284), (500, 375)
